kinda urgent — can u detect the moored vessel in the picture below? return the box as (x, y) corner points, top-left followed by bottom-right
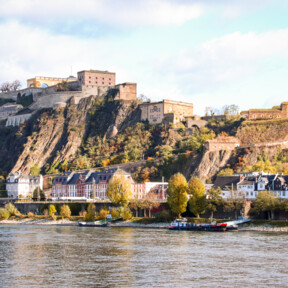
(169, 219), (227, 232)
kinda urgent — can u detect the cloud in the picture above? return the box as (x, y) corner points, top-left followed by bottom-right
(0, 0), (203, 32)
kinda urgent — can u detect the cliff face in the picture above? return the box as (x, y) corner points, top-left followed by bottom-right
(0, 94), (138, 174)
(191, 150), (233, 180)
(11, 96), (94, 173)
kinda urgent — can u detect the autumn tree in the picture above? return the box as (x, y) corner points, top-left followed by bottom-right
(167, 173), (188, 218)
(107, 171), (132, 207)
(60, 205), (71, 219)
(48, 205), (57, 216)
(217, 168), (234, 177)
(85, 203), (96, 221)
(188, 177), (206, 218)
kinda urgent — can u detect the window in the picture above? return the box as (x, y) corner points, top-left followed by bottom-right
(109, 83), (111, 85)
(102, 82), (104, 85)
(89, 81), (91, 84)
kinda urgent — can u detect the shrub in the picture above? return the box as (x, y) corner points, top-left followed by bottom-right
(60, 205), (71, 219)
(27, 212), (34, 218)
(0, 208), (10, 220)
(110, 208), (119, 218)
(48, 205), (57, 216)
(98, 209), (107, 220)
(155, 210), (172, 222)
(85, 203), (96, 221)
(4, 203), (20, 216)
(43, 209), (49, 218)
(122, 207), (132, 221)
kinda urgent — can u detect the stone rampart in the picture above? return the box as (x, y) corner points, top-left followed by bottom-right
(238, 140), (288, 150)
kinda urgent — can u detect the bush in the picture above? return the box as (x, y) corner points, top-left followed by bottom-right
(0, 208), (10, 220)
(60, 205), (71, 219)
(155, 210), (172, 222)
(110, 208), (119, 218)
(85, 203), (96, 221)
(4, 203), (20, 216)
(27, 212), (34, 218)
(98, 209), (107, 220)
(49, 205), (57, 216)
(122, 207), (132, 221)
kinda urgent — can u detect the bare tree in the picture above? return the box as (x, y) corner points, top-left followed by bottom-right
(0, 82), (11, 92)
(10, 80), (22, 91)
(0, 80), (22, 92)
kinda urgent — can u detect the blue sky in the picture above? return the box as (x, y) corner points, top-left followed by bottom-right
(0, 0), (288, 115)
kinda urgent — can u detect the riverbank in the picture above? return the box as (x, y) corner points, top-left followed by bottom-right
(1, 219), (288, 232)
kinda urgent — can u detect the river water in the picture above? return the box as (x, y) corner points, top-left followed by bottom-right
(0, 225), (287, 287)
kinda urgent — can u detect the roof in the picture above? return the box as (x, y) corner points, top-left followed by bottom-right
(207, 136), (240, 144)
(77, 70), (115, 75)
(213, 176), (241, 190)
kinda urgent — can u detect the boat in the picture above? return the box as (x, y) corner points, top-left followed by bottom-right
(169, 219), (227, 232)
(221, 216), (251, 230)
(78, 221), (109, 227)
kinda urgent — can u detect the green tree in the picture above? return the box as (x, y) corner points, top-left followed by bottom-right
(251, 191), (279, 220)
(107, 172), (132, 207)
(167, 173), (188, 218)
(188, 177), (206, 218)
(48, 205), (57, 216)
(30, 164), (41, 175)
(60, 205), (71, 219)
(206, 187), (223, 218)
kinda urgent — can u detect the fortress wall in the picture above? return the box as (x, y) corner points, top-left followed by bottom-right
(29, 91), (84, 109)
(0, 87), (43, 101)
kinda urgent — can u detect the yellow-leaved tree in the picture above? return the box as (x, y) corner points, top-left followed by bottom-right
(107, 171), (132, 207)
(188, 177), (206, 218)
(167, 173), (188, 218)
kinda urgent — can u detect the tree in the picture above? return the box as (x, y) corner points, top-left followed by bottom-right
(48, 205), (57, 216)
(30, 164), (41, 175)
(188, 177), (206, 218)
(251, 191), (279, 220)
(85, 203), (96, 221)
(0, 82), (11, 92)
(10, 80), (22, 91)
(206, 187), (223, 218)
(107, 172), (132, 207)
(60, 205), (71, 219)
(167, 173), (188, 218)
(217, 168), (234, 177)
(138, 192), (160, 217)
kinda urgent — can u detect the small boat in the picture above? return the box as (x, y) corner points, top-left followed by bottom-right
(78, 221), (109, 227)
(169, 219), (227, 232)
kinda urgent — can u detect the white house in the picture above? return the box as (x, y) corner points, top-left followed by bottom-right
(6, 171), (43, 198)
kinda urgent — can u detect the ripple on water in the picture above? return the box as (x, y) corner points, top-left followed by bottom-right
(0, 226), (287, 287)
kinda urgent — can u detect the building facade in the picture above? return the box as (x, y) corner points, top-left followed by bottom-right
(204, 136), (241, 151)
(77, 70), (116, 87)
(6, 171), (43, 198)
(140, 99), (194, 124)
(27, 76), (76, 88)
(213, 173), (288, 200)
(240, 102), (288, 120)
(52, 168), (168, 201)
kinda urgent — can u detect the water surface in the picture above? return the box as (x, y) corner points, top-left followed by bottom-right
(0, 225), (287, 287)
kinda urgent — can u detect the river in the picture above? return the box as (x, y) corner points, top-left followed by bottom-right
(0, 225), (287, 287)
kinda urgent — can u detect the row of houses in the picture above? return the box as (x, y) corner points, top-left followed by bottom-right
(52, 168), (167, 201)
(213, 172), (288, 200)
(5, 168), (168, 200)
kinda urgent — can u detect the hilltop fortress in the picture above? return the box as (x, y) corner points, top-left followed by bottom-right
(0, 69), (197, 127)
(0, 69), (138, 126)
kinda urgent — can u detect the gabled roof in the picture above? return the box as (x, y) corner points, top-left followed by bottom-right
(213, 176), (241, 190)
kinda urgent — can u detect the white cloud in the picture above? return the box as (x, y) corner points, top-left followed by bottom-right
(0, 0), (203, 28)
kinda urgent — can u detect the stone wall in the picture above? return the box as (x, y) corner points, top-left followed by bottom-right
(114, 83), (137, 101)
(6, 113), (33, 126)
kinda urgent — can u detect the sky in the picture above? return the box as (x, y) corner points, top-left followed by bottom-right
(0, 0), (288, 115)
